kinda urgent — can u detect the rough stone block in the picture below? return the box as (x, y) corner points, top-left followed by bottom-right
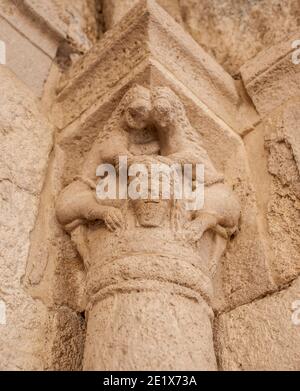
(216, 276), (300, 370)
(54, 63), (274, 312)
(53, 0), (242, 133)
(102, 0), (183, 29)
(244, 100), (300, 288)
(0, 16), (53, 96)
(180, 0), (300, 77)
(241, 31), (300, 116)
(0, 66), (53, 370)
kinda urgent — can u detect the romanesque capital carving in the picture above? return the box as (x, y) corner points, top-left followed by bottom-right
(56, 84), (241, 370)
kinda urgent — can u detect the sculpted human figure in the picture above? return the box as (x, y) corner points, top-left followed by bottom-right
(56, 85), (152, 232)
(150, 86), (240, 243)
(55, 84), (241, 370)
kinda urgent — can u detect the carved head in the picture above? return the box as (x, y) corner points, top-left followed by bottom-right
(128, 155), (176, 227)
(122, 85), (151, 130)
(133, 199), (171, 227)
(151, 86), (186, 131)
(98, 85), (152, 149)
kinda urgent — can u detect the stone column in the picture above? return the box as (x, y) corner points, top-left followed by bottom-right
(52, 0), (266, 371)
(84, 281), (215, 370)
(83, 242), (217, 370)
(55, 83), (240, 370)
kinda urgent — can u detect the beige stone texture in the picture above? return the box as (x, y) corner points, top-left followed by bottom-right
(216, 276), (300, 370)
(266, 107), (300, 286)
(23, 144), (87, 369)
(52, 62), (273, 367)
(55, 57), (273, 317)
(217, 30), (300, 370)
(101, 0), (300, 77)
(53, 0), (255, 135)
(0, 0), (99, 96)
(22, 0), (99, 50)
(0, 0), (59, 96)
(45, 307), (86, 371)
(53, 2), (273, 315)
(54, 83), (241, 370)
(245, 100), (300, 288)
(0, 64), (85, 370)
(84, 289), (216, 370)
(179, 0), (300, 76)
(0, 15), (53, 96)
(25, 146), (86, 311)
(1, 0), (300, 372)
(102, 0), (183, 29)
(0, 0), (58, 58)
(0, 66), (53, 369)
(241, 31), (300, 116)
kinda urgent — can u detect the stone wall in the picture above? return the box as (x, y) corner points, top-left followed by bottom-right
(0, 0), (100, 96)
(0, 66), (52, 370)
(0, 0), (300, 371)
(216, 32), (300, 370)
(0, 0), (96, 369)
(101, 0), (300, 77)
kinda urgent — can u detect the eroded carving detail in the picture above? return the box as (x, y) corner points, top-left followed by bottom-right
(56, 85), (241, 370)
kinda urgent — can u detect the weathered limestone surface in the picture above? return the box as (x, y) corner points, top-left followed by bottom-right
(0, 0), (99, 96)
(0, 0), (58, 58)
(55, 83), (243, 370)
(56, 78), (274, 312)
(54, 1), (274, 315)
(266, 105), (300, 286)
(242, 36), (300, 289)
(1, 0), (300, 372)
(45, 307), (86, 371)
(23, 144), (87, 370)
(0, 66), (53, 369)
(0, 65), (85, 370)
(244, 101), (300, 288)
(179, 0), (300, 76)
(241, 31), (300, 116)
(216, 276), (300, 370)
(221, 33), (300, 369)
(54, 0), (249, 134)
(0, 15), (53, 97)
(102, 0), (183, 29)
(101, 0), (300, 77)
(23, 0), (99, 50)
(51, 1), (268, 364)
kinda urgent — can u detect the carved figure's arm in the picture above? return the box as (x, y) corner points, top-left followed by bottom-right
(56, 180), (124, 232)
(82, 127), (131, 181)
(185, 183), (241, 242)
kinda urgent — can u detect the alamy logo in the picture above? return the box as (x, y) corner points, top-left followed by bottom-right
(0, 300), (6, 325)
(292, 300), (300, 326)
(96, 156), (205, 211)
(292, 40), (300, 65)
(0, 40), (6, 65)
